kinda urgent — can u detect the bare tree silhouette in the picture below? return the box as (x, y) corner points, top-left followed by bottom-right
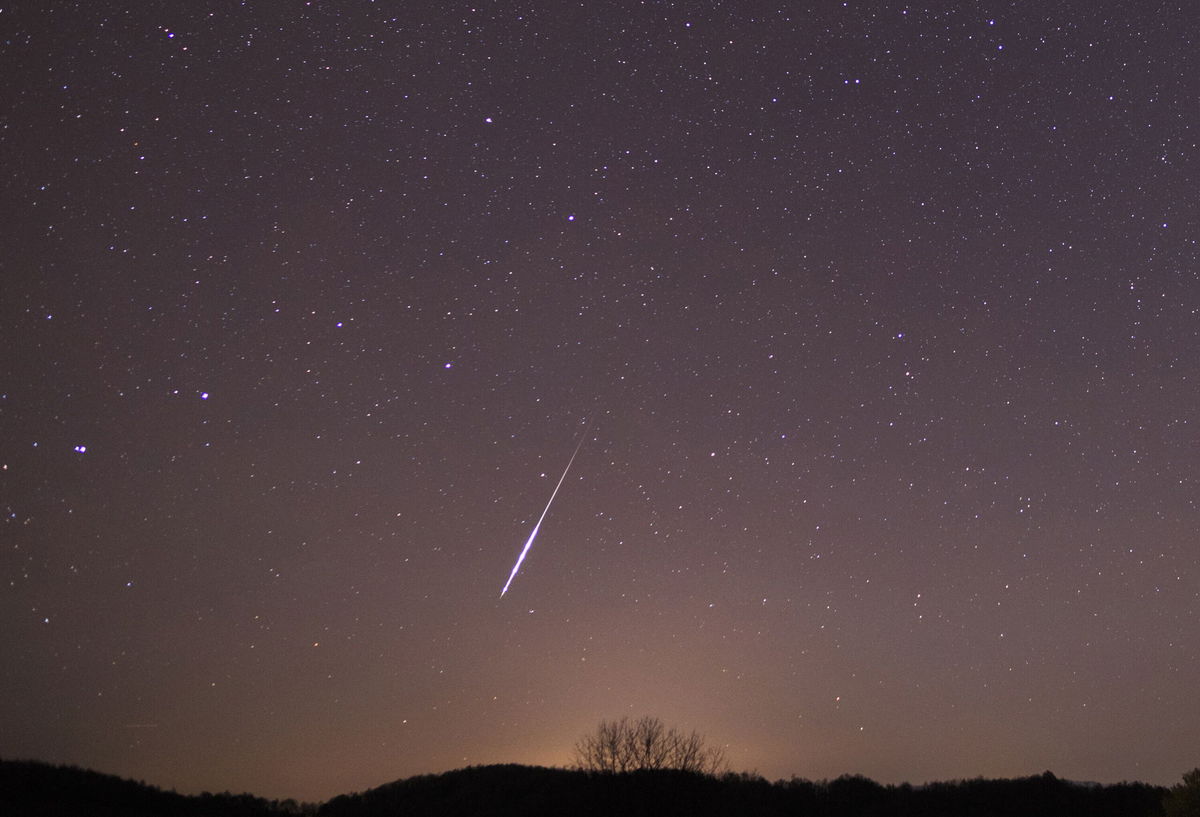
(573, 715), (728, 775)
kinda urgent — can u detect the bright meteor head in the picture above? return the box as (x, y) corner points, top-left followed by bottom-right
(500, 521), (542, 597)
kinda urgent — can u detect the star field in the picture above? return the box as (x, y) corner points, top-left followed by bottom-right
(2, 0), (1198, 803)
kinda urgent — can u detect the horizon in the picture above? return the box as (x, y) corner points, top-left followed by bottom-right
(12, 696), (1195, 802)
(0, 755), (1180, 805)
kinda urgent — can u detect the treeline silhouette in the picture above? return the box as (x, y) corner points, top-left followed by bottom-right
(1, 758), (1172, 817)
(0, 759), (313, 817)
(321, 764), (1167, 817)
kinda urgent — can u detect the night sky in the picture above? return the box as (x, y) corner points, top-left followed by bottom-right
(3, 0), (1198, 804)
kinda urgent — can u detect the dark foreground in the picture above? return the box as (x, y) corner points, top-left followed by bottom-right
(0, 758), (1171, 817)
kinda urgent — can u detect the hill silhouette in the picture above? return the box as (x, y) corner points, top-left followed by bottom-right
(319, 765), (1168, 817)
(0, 759), (309, 816)
(1, 758), (1170, 817)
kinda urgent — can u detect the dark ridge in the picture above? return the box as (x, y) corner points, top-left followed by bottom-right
(318, 764), (1169, 817)
(1, 758), (1172, 817)
(0, 758), (310, 816)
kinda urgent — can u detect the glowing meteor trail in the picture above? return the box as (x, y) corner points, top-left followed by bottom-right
(500, 424), (590, 597)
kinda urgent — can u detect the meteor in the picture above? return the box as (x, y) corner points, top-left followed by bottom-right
(500, 422), (590, 597)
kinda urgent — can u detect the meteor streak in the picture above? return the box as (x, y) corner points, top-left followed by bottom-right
(500, 423), (590, 597)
